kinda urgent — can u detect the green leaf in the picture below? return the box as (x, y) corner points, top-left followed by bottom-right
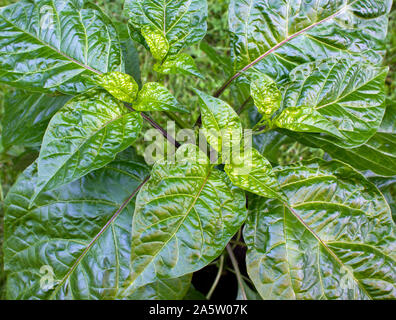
(121, 144), (247, 296)
(183, 285), (207, 300)
(236, 278), (261, 300)
(194, 89), (242, 157)
(154, 53), (204, 79)
(134, 82), (188, 113)
(273, 59), (388, 147)
(32, 90), (142, 202)
(124, 0), (207, 59)
(92, 72), (139, 103)
(245, 160), (396, 300)
(122, 40), (142, 88)
(229, 0), (392, 82)
(252, 130), (294, 165)
(1, 90), (71, 149)
(0, 0), (123, 94)
(368, 176), (396, 223)
(224, 148), (284, 200)
(4, 149), (190, 299)
(250, 73), (281, 121)
(287, 100), (396, 176)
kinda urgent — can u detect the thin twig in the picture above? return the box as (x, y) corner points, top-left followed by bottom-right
(226, 244), (247, 300)
(123, 102), (180, 148)
(206, 254), (225, 300)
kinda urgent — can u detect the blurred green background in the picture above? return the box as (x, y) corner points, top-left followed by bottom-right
(0, 0), (395, 298)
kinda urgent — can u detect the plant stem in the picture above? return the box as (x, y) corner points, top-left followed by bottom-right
(206, 254), (225, 300)
(226, 244), (247, 300)
(123, 102), (180, 148)
(164, 111), (190, 129)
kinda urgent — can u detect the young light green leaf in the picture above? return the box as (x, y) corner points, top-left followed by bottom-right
(273, 59), (388, 147)
(133, 82), (188, 113)
(124, 0), (207, 59)
(1, 90), (71, 148)
(245, 160), (396, 300)
(224, 148), (284, 200)
(141, 25), (169, 61)
(154, 53), (204, 79)
(32, 90), (142, 203)
(0, 0), (123, 94)
(194, 89), (242, 157)
(3, 149), (191, 299)
(250, 74), (281, 121)
(92, 71), (139, 103)
(229, 0), (392, 82)
(121, 144), (247, 296)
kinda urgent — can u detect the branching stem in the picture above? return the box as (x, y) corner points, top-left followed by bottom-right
(226, 244), (247, 300)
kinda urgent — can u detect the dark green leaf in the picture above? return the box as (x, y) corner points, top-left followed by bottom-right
(183, 285), (207, 300)
(4, 149), (190, 299)
(122, 40), (142, 88)
(229, 0), (392, 82)
(273, 59), (388, 148)
(33, 90), (142, 201)
(288, 100), (396, 176)
(368, 176), (396, 223)
(245, 160), (396, 299)
(236, 278), (261, 300)
(0, 0), (123, 94)
(121, 144), (247, 296)
(1, 90), (71, 148)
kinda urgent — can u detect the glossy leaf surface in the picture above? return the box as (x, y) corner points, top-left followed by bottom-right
(34, 90), (142, 198)
(124, 0), (207, 60)
(245, 160), (396, 299)
(122, 144), (247, 296)
(273, 59), (387, 147)
(92, 72), (139, 103)
(4, 149), (191, 299)
(134, 82), (188, 113)
(194, 89), (242, 157)
(224, 147), (284, 200)
(1, 90), (71, 148)
(229, 0), (392, 82)
(0, 0), (123, 94)
(154, 53), (204, 79)
(250, 73), (281, 121)
(289, 100), (396, 176)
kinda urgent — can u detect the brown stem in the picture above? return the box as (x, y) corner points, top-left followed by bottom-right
(124, 102), (180, 148)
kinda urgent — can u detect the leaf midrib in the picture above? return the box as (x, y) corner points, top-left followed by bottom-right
(0, 11), (103, 75)
(285, 203), (373, 299)
(121, 166), (213, 296)
(236, 0), (360, 75)
(48, 174), (149, 299)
